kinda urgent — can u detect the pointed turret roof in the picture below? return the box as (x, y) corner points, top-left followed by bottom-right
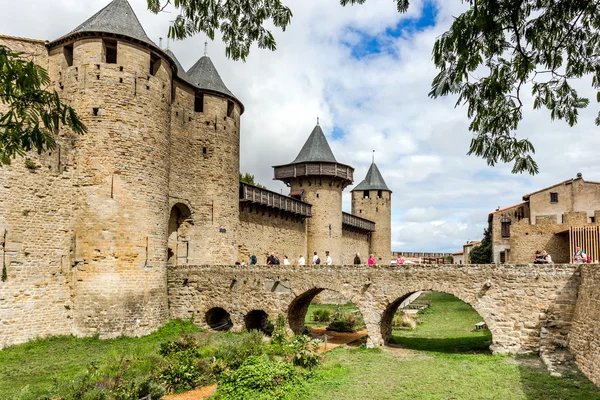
(352, 162), (391, 192)
(164, 49), (189, 81)
(291, 124), (337, 164)
(52, 0), (156, 47)
(187, 56), (235, 98)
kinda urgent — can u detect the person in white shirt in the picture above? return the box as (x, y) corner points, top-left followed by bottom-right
(298, 254), (305, 266)
(312, 251), (319, 265)
(325, 251), (332, 265)
(283, 255), (290, 265)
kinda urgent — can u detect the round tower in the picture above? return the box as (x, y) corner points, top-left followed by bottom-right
(274, 123), (353, 264)
(351, 160), (392, 263)
(46, 0), (176, 337)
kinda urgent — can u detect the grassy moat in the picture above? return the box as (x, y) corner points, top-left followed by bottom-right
(1, 293), (599, 399)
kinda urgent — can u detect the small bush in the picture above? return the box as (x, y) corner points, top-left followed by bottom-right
(159, 355), (213, 393)
(326, 311), (362, 333)
(289, 335), (322, 369)
(393, 313), (418, 330)
(312, 309), (332, 323)
(213, 330), (267, 369)
(213, 355), (298, 400)
(271, 314), (289, 346)
(159, 334), (199, 356)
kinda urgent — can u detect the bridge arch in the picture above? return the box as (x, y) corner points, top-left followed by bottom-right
(379, 285), (495, 348)
(205, 307), (233, 331)
(244, 310), (273, 335)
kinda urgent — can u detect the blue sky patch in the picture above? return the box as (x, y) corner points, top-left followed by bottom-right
(346, 1), (438, 59)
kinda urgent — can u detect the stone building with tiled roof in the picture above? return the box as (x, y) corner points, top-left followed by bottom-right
(0, 0), (390, 348)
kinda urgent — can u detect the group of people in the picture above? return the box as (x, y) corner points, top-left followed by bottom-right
(532, 246), (593, 264)
(242, 251), (406, 266)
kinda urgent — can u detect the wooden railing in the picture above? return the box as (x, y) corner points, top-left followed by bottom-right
(342, 212), (375, 232)
(273, 162), (354, 184)
(240, 183), (312, 217)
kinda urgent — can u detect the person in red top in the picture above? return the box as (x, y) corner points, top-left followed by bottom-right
(396, 254), (405, 265)
(368, 254), (376, 265)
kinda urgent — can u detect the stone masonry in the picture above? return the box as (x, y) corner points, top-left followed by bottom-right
(167, 263), (581, 354)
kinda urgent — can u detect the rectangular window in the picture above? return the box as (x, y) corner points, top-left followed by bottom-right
(104, 40), (117, 64)
(377, 190), (383, 199)
(591, 217), (596, 223)
(500, 251), (506, 263)
(363, 190), (369, 199)
(227, 101), (235, 118)
(150, 53), (161, 76)
(194, 93), (204, 113)
(501, 221), (511, 238)
(550, 192), (558, 203)
(63, 44), (73, 67)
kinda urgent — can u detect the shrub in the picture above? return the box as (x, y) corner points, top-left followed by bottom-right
(271, 314), (289, 346)
(213, 355), (298, 400)
(311, 309), (332, 323)
(289, 335), (322, 369)
(392, 313), (418, 330)
(159, 334), (199, 356)
(213, 330), (267, 369)
(326, 311), (362, 333)
(159, 355), (213, 393)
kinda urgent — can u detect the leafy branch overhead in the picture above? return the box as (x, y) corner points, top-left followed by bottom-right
(0, 46), (86, 166)
(149, 0), (600, 174)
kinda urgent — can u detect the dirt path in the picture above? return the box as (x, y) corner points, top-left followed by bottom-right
(164, 328), (367, 399)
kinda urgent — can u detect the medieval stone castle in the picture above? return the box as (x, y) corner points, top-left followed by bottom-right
(0, 0), (391, 348)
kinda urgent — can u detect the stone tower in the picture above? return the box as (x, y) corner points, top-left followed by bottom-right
(351, 161), (392, 262)
(46, 0), (175, 337)
(167, 48), (244, 265)
(274, 123), (354, 263)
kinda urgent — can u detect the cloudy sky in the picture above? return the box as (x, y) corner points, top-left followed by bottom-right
(2, 0), (599, 253)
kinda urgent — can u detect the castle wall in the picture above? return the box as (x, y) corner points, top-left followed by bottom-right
(291, 179), (343, 264)
(50, 38), (173, 337)
(237, 206), (306, 265)
(0, 36), (76, 349)
(509, 219), (570, 263)
(351, 190), (391, 262)
(168, 81), (241, 265)
(569, 264), (600, 386)
(341, 228), (370, 265)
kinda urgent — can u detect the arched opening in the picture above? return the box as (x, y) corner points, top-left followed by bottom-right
(205, 307), (233, 331)
(381, 291), (492, 353)
(244, 310), (273, 335)
(168, 203), (192, 266)
(288, 288), (366, 345)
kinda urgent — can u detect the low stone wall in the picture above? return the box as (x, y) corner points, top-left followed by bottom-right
(569, 264), (600, 386)
(167, 263), (580, 354)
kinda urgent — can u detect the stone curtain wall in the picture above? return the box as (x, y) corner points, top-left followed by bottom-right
(0, 36), (76, 349)
(341, 228), (370, 265)
(168, 81), (242, 265)
(569, 265), (600, 386)
(237, 206), (307, 264)
(167, 263), (580, 354)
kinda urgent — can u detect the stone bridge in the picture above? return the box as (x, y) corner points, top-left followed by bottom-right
(167, 264), (581, 354)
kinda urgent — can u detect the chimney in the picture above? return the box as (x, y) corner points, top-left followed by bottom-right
(577, 172), (583, 179)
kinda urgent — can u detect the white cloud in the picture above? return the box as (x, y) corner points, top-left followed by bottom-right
(2, 0), (598, 253)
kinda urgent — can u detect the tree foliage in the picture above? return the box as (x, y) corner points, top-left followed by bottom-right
(469, 228), (492, 264)
(0, 46), (86, 166)
(149, 0), (600, 174)
(239, 172), (266, 189)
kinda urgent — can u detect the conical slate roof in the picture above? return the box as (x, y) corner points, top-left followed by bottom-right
(164, 49), (189, 81)
(291, 124), (337, 164)
(352, 162), (391, 192)
(53, 0), (156, 47)
(187, 56), (235, 98)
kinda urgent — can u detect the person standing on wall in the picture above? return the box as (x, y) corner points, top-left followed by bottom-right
(298, 254), (305, 266)
(312, 251), (320, 265)
(325, 251), (332, 265)
(353, 252), (361, 265)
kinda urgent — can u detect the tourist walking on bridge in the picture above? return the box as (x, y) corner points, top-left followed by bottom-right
(326, 251), (332, 265)
(368, 254), (376, 265)
(298, 254), (305, 266)
(312, 252), (320, 265)
(573, 246), (587, 264)
(354, 252), (361, 265)
(396, 254), (405, 265)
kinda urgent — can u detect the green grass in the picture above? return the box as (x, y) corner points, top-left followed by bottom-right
(0, 319), (201, 400)
(291, 292), (600, 400)
(391, 291), (492, 353)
